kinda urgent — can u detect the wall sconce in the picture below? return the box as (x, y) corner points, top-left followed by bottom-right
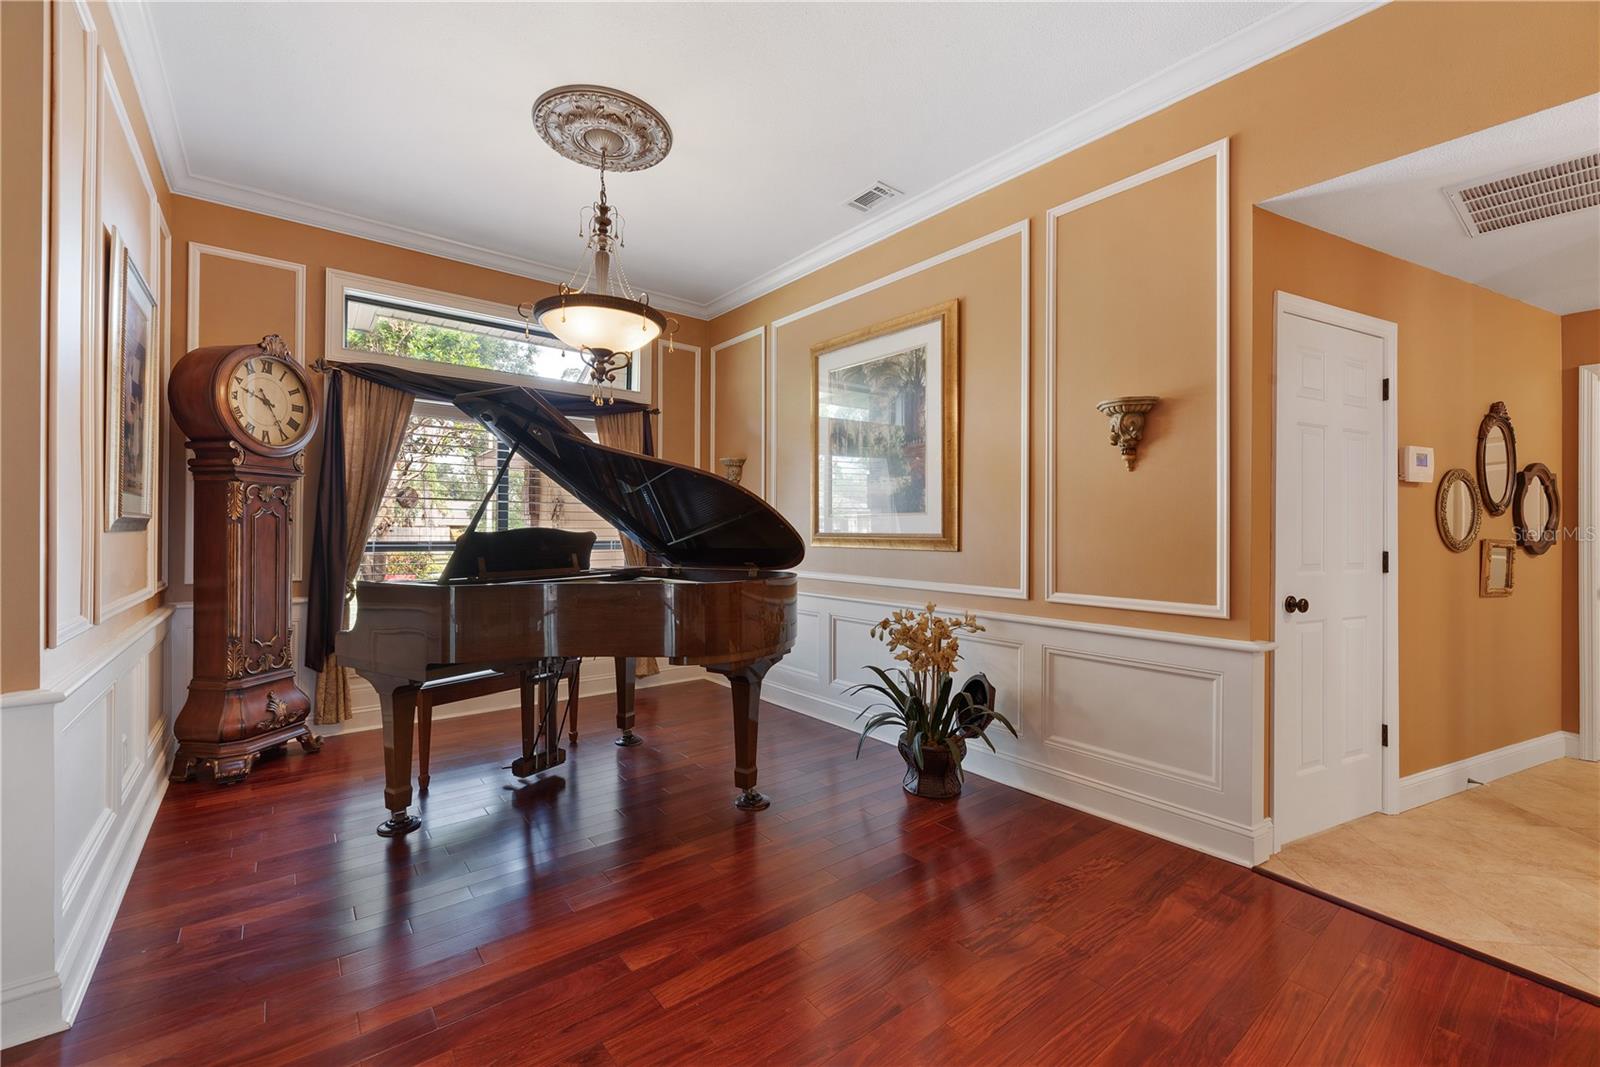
(1095, 396), (1160, 471)
(719, 456), (746, 485)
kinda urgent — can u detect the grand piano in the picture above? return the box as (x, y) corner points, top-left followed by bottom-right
(334, 363), (803, 837)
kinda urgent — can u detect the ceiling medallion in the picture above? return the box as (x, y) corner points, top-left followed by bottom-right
(521, 85), (678, 405)
(531, 84), (673, 173)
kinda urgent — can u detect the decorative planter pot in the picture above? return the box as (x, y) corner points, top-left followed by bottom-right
(897, 733), (966, 799)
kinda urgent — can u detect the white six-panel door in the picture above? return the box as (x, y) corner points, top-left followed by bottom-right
(1274, 297), (1388, 846)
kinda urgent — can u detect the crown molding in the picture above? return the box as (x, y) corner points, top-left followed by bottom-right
(104, 0), (711, 319)
(700, 1), (1382, 318)
(110, 0), (1382, 325)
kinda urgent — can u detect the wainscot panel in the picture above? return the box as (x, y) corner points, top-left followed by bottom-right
(1, 608), (173, 1049)
(761, 590), (1272, 866)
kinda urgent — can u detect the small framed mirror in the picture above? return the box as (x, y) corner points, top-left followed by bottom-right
(1476, 402), (1517, 516)
(1514, 462), (1559, 556)
(1435, 468), (1481, 552)
(1480, 539), (1515, 598)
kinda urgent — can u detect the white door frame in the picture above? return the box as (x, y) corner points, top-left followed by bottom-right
(1272, 293), (1401, 848)
(1580, 364), (1600, 761)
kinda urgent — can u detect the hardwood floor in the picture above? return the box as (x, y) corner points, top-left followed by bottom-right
(7, 679), (1597, 1065)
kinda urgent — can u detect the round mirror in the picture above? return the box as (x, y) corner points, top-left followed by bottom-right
(1477, 402), (1517, 516)
(1514, 462), (1559, 556)
(1436, 468), (1481, 552)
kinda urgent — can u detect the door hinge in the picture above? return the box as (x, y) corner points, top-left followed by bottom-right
(1382, 551), (1390, 574)
(1382, 377), (1390, 401)
(1381, 723), (1389, 747)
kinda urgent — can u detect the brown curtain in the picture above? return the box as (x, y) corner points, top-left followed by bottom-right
(594, 409), (660, 677)
(313, 375), (415, 723)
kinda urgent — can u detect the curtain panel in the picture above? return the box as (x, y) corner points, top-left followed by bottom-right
(304, 371), (415, 723)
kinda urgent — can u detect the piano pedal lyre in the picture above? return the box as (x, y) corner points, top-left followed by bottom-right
(512, 659), (569, 779)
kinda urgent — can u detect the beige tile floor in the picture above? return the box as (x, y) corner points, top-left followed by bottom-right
(1261, 757), (1599, 996)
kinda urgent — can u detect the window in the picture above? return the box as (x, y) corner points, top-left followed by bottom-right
(358, 406), (627, 582)
(328, 269), (650, 401)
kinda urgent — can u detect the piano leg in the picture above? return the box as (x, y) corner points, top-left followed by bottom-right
(364, 673), (422, 837)
(566, 660), (582, 743)
(614, 657), (642, 747)
(711, 657), (778, 811)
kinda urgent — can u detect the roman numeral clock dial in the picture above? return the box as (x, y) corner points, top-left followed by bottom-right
(167, 336), (321, 785)
(227, 355), (311, 450)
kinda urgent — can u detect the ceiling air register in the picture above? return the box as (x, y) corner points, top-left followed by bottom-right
(1444, 152), (1600, 237)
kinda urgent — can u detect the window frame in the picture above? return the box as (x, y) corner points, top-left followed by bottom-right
(324, 267), (654, 404)
(358, 400), (628, 581)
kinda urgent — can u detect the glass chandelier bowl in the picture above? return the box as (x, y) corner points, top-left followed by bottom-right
(531, 292), (666, 357)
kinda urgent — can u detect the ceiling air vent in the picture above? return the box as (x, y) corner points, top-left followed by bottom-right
(1444, 153), (1600, 237)
(845, 181), (902, 213)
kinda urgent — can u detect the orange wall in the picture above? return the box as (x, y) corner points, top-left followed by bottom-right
(1562, 310), (1600, 734)
(168, 196), (709, 601)
(1255, 210), (1566, 775)
(705, 1), (1599, 647)
(3, 0), (175, 693)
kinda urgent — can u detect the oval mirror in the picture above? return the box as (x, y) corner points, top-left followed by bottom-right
(1514, 462), (1559, 556)
(1476, 402), (1517, 515)
(1436, 468), (1481, 552)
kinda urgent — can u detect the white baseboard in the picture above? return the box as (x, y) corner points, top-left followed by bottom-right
(2, 609), (174, 1049)
(1397, 730), (1578, 812)
(757, 590), (1272, 867)
(763, 675), (1272, 866)
(55, 759), (169, 1028)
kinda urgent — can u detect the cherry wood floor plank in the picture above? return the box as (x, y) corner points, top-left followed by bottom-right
(7, 680), (1596, 1066)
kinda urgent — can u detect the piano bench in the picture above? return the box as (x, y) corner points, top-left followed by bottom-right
(415, 661), (583, 791)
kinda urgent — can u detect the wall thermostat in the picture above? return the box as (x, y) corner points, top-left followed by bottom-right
(1401, 446), (1435, 483)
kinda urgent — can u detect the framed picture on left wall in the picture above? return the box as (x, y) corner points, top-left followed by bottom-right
(105, 226), (159, 532)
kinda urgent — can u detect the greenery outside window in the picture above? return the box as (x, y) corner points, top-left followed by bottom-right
(359, 405), (627, 583)
(326, 268), (651, 402)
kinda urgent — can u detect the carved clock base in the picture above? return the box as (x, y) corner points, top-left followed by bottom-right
(170, 721), (322, 785)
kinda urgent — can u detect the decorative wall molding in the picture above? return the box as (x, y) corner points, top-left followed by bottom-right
(91, 47), (166, 626)
(1045, 140), (1230, 618)
(773, 220), (1031, 600)
(764, 589), (1272, 866)
(183, 243), (308, 584)
(1, 608), (173, 1049)
(1394, 731), (1578, 814)
(708, 327), (767, 498)
(108, 0), (1378, 321)
(1580, 364), (1600, 762)
(45, 0), (100, 649)
(657, 339), (702, 469)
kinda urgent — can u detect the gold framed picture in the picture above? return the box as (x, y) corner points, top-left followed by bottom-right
(810, 299), (959, 550)
(105, 227), (159, 532)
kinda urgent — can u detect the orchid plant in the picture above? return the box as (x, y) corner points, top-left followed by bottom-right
(850, 603), (1018, 775)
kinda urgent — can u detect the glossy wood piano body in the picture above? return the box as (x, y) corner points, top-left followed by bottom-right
(332, 361), (805, 836)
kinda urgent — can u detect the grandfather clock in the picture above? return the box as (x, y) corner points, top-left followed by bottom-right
(169, 335), (321, 783)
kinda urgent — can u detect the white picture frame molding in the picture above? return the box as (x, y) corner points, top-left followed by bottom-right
(1044, 139), (1230, 619)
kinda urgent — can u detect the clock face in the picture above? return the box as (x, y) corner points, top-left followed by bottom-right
(225, 356), (312, 450)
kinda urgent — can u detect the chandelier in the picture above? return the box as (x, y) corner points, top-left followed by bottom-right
(519, 85), (678, 404)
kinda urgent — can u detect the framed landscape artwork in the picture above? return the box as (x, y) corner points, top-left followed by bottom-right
(105, 227), (159, 532)
(811, 299), (959, 550)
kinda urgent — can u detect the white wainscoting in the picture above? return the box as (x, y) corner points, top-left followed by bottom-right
(763, 590), (1273, 866)
(1, 608), (173, 1048)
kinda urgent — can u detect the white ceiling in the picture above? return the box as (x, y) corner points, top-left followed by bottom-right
(1263, 95), (1600, 315)
(115, 1), (1377, 317)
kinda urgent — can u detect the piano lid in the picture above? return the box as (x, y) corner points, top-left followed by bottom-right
(339, 362), (805, 570)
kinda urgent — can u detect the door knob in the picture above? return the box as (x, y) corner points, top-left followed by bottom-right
(1284, 596), (1309, 614)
